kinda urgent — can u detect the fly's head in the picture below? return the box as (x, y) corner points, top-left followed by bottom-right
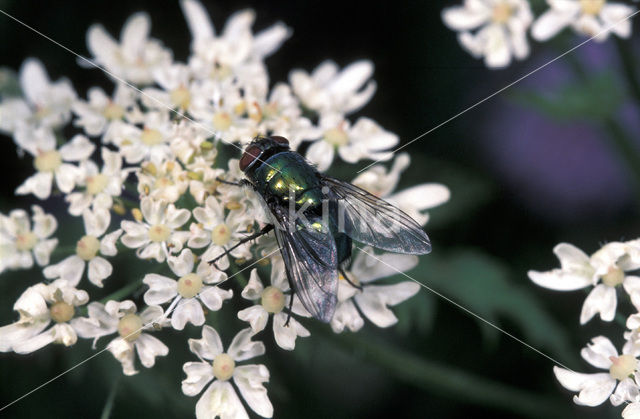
(239, 135), (290, 174)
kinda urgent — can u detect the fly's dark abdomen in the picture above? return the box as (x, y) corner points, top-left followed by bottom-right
(334, 233), (352, 265)
(252, 151), (323, 209)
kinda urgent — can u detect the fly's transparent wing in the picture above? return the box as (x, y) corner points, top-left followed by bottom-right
(322, 175), (431, 255)
(269, 205), (338, 322)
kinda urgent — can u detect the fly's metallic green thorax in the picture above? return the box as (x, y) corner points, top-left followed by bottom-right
(249, 152), (323, 208)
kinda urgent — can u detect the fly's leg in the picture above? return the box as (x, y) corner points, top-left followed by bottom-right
(216, 177), (251, 187)
(339, 267), (362, 291)
(283, 293), (294, 327)
(208, 224), (274, 268)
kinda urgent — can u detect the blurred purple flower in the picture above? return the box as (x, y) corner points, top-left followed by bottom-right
(479, 42), (638, 221)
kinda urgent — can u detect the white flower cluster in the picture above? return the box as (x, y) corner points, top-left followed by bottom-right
(0, 1), (449, 417)
(529, 240), (640, 418)
(442, 0), (636, 68)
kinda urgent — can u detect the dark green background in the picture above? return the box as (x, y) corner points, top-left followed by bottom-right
(0, 0), (638, 418)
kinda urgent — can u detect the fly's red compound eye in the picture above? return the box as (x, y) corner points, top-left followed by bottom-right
(271, 136), (289, 146)
(239, 145), (262, 172)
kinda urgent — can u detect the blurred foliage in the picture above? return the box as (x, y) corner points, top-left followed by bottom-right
(399, 249), (575, 362)
(0, 67), (20, 97)
(510, 71), (624, 120)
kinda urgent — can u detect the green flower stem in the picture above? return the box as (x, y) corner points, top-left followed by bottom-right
(98, 277), (144, 304)
(319, 328), (570, 419)
(51, 245), (76, 256)
(225, 259), (248, 289)
(99, 375), (120, 419)
(615, 38), (640, 107)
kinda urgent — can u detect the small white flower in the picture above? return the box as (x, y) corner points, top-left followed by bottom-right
(0, 205), (57, 272)
(532, 0), (635, 42)
(186, 159), (225, 204)
(181, 0), (290, 92)
(65, 147), (125, 216)
(251, 83), (319, 150)
(72, 84), (138, 137)
(182, 325), (273, 419)
(169, 120), (217, 167)
(141, 63), (195, 112)
(290, 60), (376, 116)
(528, 242), (640, 324)
(188, 81), (257, 143)
(306, 114), (398, 172)
(0, 279), (88, 354)
(86, 12), (172, 85)
(0, 58), (76, 134)
(15, 130), (95, 200)
(331, 248), (420, 333)
(352, 153), (450, 226)
(214, 159), (264, 217)
(554, 336), (640, 407)
(143, 248), (231, 330)
(107, 112), (174, 164)
(237, 261), (310, 350)
(442, 0), (533, 68)
(137, 159), (189, 203)
(71, 300), (169, 375)
(44, 208), (121, 287)
(189, 196), (255, 269)
(120, 197), (190, 262)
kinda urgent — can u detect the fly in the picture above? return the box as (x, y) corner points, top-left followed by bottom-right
(210, 135), (431, 322)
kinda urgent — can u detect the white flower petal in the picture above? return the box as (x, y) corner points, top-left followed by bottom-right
(238, 305), (269, 334)
(196, 381), (248, 419)
(181, 0), (215, 42)
(100, 229), (122, 257)
(168, 248), (195, 277)
(272, 312), (309, 350)
(135, 333), (168, 368)
(182, 361), (214, 397)
(580, 284), (617, 324)
(233, 365), (273, 418)
(189, 325), (223, 361)
(531, 10), (574, 41)
(33, 238), (58, 266)
(330, 301), (363, 333)
(228, 328), (265, 361)
(623, 402), (640, 419)
(87, 256), (112, 287)
(580, 336), (618, 369)
(357, 282), (420, 328)
(171, 298), (205, 330)
(108, 337), (137, 376)
(59, 135), (95, 161)
(143, 274), (177, 305)
(16, 172), (53, 200)
(199, 286), (233, 311)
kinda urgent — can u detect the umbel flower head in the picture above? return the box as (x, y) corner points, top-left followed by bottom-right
(0, 205), (57, 272)
(442, 0), (533, 68)
(532, 0), (636, 42)
(0, 279), (88, 354)
(554, 336), (640, 407)
(528, 241), (640, 324)
(182, 326), (273, 419)
(71, 300), (169, 375)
